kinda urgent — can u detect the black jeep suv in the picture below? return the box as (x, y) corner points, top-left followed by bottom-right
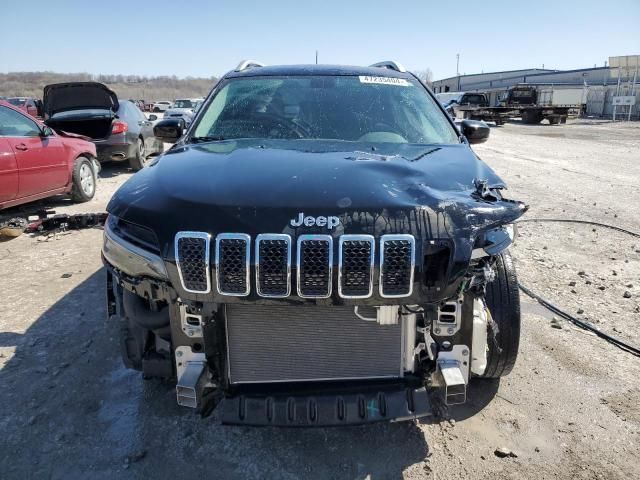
(103, 60), (526, 426)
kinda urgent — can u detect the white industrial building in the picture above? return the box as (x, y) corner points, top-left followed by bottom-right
(431, 57), (639, 119)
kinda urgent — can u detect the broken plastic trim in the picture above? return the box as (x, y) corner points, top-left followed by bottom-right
(473, 178), (503, 202)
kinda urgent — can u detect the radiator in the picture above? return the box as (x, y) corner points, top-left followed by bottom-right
(225, 305), (403, 384)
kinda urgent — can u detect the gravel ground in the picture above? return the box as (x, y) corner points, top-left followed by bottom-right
(0, 119), (639, 479)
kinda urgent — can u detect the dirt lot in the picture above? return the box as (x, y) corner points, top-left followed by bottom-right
(1, 119), (639, 479)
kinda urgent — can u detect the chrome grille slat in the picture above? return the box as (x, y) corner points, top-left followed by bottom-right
(256, 234), (291, 297)
(338, 235), (375, 298)
(297, 235), (333, 298)
(175, 231), (211, 293)
(380, 234), (415, 298)
(215, 233), (250, 296)
(175, 232), (418, 299)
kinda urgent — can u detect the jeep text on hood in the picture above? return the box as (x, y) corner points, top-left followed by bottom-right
(103, 61), (526, 426)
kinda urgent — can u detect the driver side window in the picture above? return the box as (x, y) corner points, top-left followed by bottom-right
(0, 106), (41, 137)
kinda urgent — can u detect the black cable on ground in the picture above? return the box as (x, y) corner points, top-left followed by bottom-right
(519, 283), (640, 358)
(515, 218), (640, 239)
(514, 218), (640, 357)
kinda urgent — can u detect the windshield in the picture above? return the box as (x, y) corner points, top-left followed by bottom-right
(511, 89), (533, 98)
(173, 100), (195, 108)
(193, 75), (458, 144)
(8, 98), (26, 106)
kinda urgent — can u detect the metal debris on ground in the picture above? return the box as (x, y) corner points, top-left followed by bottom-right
(1, 211), (108, 239)
(26, 212), (108, 234)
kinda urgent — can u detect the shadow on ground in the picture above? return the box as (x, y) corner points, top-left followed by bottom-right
(0, 268), (431, 479)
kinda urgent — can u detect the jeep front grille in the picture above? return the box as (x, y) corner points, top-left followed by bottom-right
(175, 232), (211, 293)
(297, 235), (333, 298)
(338, 235), (375, 298)
(255, 234), (291, 297)
(380, 235), (415, 298)
(216, 234), (250, 296)
(174, 232), (416, 299)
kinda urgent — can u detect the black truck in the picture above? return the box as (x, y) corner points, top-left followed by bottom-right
(497, 84), (582, 124)
(437, 91), (508, 125)
(103, 61), (526, 426)
(438, 85), (583, 125)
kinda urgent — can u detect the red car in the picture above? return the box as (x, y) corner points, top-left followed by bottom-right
(0, 101), (99, 210)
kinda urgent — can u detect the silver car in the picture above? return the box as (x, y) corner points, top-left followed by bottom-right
(162, 98), (204, 125)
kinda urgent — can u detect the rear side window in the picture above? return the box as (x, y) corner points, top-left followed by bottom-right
(462, 94), (486, 105)
(0, 106), (41, 137)
(194, 75), (458, 145)
(119, 101), (144, 121)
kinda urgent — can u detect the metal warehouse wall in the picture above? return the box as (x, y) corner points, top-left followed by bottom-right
(431, 69), (552, 93)
(586, 85), (639, 119)
(432, 67), (628, 93)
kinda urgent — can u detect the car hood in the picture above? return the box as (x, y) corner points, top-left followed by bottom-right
(43, 82), (119, 117)
(107, 140), (526, 250)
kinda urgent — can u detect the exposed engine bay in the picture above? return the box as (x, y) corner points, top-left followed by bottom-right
(104, 217), (519, 425)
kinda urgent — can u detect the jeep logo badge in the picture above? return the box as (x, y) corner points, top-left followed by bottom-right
(290, 212), (340, 230)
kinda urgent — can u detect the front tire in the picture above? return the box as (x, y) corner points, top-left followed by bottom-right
(128, 138), (147, 171)
(482, 250), (521, 378)
(71, 157), (96, 202)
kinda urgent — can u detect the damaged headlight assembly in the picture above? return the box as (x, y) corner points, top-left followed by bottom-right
(471, 224), (517, 259)
(102, 215), (168, 279)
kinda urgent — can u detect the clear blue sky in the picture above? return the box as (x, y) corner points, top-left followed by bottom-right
(1, 0), (639, 80)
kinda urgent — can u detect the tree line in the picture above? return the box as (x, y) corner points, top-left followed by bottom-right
(0, 72), (218, 101)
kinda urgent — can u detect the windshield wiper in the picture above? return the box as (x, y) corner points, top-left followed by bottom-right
(189, 136), (225, 143)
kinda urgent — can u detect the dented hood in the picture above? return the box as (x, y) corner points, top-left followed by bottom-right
(107, 139), (526, 249)
(43, 82), (119, 117)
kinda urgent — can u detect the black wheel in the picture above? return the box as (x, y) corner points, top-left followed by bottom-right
(482, 250), (521, 378)
(128, 138), (147, 171)
(71, 156), (96, 202)
(522, 111), (542, 124)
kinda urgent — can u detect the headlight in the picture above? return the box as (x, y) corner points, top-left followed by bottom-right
(102, 216), (168, 279)
(471, 224), (516, 259)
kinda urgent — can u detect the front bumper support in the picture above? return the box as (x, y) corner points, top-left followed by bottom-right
(221, 386), (431, 426)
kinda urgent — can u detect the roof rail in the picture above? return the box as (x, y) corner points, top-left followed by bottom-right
(235, 60), (266, 72)
(369, 61), (407, 73)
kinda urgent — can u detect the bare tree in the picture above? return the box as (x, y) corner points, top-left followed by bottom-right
(413, 68), (433, 87)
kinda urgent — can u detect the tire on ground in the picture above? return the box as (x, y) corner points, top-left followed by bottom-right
(482, 250), (521, 378)
(71, 156), (96, 202)
(522, 110), (542, 124)
(129, 137), (146, 171)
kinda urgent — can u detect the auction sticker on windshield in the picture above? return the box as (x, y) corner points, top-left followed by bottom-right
(359, 76), (411, 86)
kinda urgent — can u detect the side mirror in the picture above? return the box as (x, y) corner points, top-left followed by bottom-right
(154, 118), (185, 144)
(40, 126), (54, 137)
(461, 119), (490, 144)
(148, 114), (158, 121)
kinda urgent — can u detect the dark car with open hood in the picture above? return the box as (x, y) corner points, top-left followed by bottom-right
(43, 82), (164, 171)
(103, 60), (527, 426)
